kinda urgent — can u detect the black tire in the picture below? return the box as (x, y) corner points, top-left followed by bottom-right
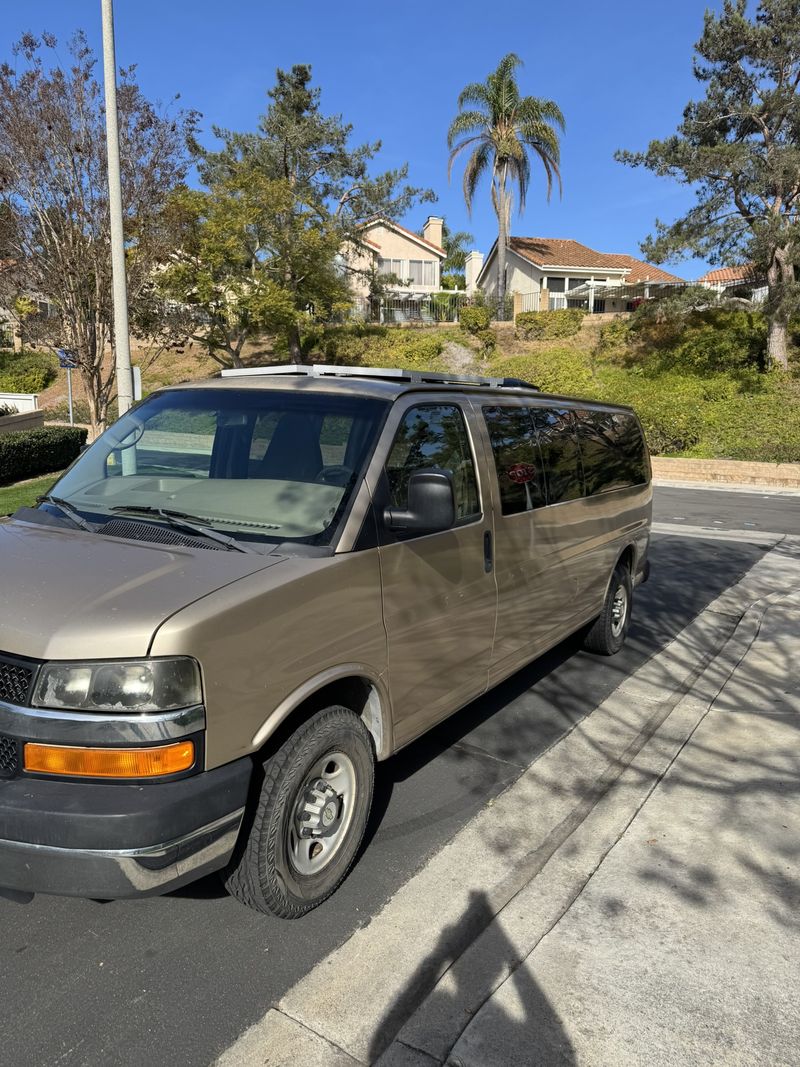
(583, 563), (632, 656)
(224, 705), (374, 918)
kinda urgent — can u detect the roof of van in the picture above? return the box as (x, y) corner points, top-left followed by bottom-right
(160, 365), (636, 414)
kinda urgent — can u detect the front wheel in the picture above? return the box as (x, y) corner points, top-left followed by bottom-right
(224, 705), (375, 917)
(583, 563), (632, 656)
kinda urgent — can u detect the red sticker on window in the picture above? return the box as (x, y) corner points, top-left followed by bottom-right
(507, 463), (538, 484)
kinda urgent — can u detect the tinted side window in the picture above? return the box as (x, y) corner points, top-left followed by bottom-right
(615, 412), (649, 486)
(483, 406), (546, 515)
(576, 410), (624, 494)
(386, 404), (480, 522)
(530, 407), (583, 504)
(576, 410), (649, 494)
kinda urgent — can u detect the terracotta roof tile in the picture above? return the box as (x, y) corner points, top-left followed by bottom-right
(698, 265), (756, 284)
(506, 237), (684, 283)
(599, 254), (685, 285)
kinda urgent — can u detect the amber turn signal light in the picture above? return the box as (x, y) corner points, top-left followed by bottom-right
(24, 741), (195, 778)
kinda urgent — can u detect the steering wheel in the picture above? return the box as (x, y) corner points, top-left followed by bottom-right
(315, 464), (354, 487)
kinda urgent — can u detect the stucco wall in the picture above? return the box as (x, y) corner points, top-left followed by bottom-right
(482, 252), (542, 300)
(481, 251), (632, 311)
(360, 224), (441, 291)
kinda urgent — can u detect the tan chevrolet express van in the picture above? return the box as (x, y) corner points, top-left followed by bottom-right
(0, 365), (651, 916)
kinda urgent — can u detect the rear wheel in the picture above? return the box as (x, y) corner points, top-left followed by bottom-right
(224, 705), (374, 917)
(583, 563), (632, 656)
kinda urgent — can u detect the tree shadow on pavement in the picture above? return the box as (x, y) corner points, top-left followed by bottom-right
(368, 889), (575, 1066)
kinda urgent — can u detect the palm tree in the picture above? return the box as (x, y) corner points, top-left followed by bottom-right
(448, 54), (565, 318)
(439, 221), (474, 288)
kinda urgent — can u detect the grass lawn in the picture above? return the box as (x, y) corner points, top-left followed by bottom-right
(0, 473), (61, 516)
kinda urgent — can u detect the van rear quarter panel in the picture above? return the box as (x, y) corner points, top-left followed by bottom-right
(486, 483), (651, 684)
(468, 396), (652, 683)
(149, 551), (388, 769)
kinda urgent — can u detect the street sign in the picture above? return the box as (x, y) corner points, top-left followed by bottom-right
(56, 348), (78, 370)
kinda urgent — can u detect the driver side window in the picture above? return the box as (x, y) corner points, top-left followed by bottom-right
(385, 404), (480, 522)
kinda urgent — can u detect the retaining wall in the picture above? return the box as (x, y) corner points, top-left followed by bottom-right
(652, 456), (800, 489)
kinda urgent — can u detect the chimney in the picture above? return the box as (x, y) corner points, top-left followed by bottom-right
(422, 215), (444, 249)
(465, 250), (484, 295)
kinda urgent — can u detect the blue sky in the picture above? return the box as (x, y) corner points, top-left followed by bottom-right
(6, 1), (724, 277)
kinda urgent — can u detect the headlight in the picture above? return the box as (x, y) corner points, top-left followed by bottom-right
(33, 658), (202, 713)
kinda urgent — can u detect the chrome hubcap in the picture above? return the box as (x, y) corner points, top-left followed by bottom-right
(289, 752), (357, 876)
(611, 585), (628, 637)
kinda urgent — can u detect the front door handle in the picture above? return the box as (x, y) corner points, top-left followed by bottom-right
(483, 530), (493, 573)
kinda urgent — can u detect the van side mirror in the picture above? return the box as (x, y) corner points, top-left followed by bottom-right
(384, 469), (456, 534)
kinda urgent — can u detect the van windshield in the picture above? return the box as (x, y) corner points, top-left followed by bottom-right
(50, 388), (388, 547)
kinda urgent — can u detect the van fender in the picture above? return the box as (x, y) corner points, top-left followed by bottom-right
(601, 540), (639, 605)
(250, 664), (394, 761)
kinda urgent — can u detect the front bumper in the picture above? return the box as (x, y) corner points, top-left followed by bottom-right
(0, 756), (252, 899)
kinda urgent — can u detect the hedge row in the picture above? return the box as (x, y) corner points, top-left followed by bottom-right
(516, 308), (586, 339)
(0, 425), (88, 486)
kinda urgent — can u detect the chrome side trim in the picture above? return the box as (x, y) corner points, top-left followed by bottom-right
(0, 807), (244, 897)
(0, 701), (205, 745)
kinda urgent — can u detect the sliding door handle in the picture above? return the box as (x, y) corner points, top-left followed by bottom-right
(483, 530), (493, 573)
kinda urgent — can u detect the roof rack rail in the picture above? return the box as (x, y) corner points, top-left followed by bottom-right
(220, 363), (540, 391)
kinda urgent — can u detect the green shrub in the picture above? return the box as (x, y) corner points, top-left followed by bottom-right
(693, 381), (800, 462)
(670, 310), (767, 374)
(631, 308), (767, 375)
(305, 324), (446, 371)
(0, 425), (88, 485)
(595, 319), (632, 362)
(0, 349), (58, 394)
(459, 305), (492, 335)
(489, 348), (597, 397)
(475, 328), (497, 356)
(42, 399), (94, 425)
(597, 369), (705, 455)
(515, 308), (586, 340)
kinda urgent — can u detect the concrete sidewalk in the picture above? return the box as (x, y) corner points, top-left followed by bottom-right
(219, 538), (800, 1067)
(441, 586), (800, 1066)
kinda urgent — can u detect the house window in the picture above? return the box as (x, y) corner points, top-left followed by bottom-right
(378, 258), (404, 278)
(406, 260), (438, 286)
(547, 277), (566, 293)
(568, 278), (585, 290)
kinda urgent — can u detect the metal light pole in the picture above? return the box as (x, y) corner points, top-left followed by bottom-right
(101, 0), (134, 418)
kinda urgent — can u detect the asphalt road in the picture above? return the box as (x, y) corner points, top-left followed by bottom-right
(653, 484), (800, 535)
(0, 487), (795, 1067)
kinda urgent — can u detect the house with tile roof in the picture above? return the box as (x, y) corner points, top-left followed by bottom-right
(698, 265), (757, 288)
(345, 216), (448, 297)
(697, 264), (768, 304)
(468, 237), (685, 314)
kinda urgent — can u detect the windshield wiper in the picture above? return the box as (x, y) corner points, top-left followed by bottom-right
(36, 494), (95, 532)
(109, 505), (254, 554)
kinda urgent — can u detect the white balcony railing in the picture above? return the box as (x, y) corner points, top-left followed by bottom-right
(349, 291), (468, 324)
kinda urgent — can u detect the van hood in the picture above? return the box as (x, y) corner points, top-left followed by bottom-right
(0, 520), (285, 662)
